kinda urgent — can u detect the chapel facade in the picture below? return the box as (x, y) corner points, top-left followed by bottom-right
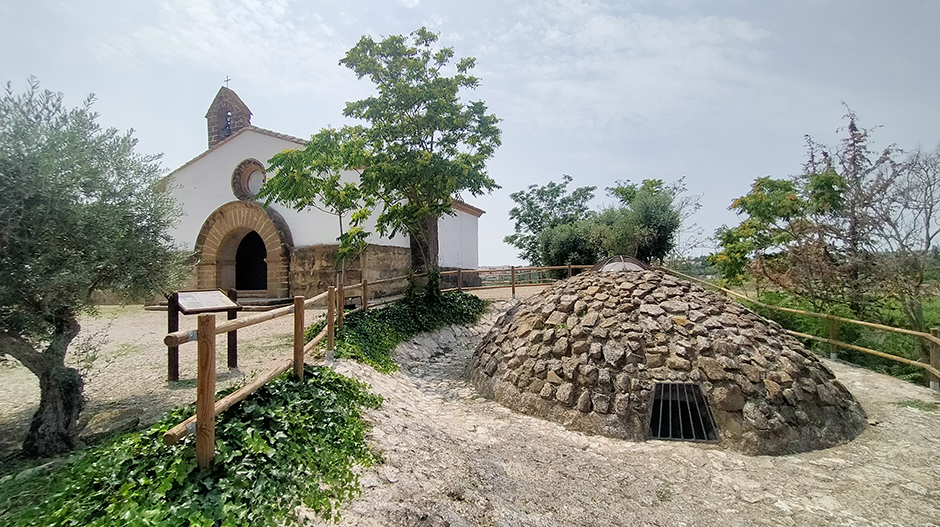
(164, 87), (483, 300)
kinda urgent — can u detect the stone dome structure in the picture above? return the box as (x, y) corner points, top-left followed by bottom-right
(469, 270), (867, 455)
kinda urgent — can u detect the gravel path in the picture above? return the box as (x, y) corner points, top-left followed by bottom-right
(2, 287), (940, 527)
(311, 300), (940, 527)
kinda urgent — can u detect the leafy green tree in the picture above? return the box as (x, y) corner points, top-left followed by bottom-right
(605, 178), (686, 264)
(0, 79), (185, 456)
(339, 27), (502, 270)
(258, 127), (372, 281)
(505, 175), (596, 265)
(710, 111), (895, 315)
(537, 221), (600, 276)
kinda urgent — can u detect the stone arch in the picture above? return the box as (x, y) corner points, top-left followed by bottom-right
(194, 201), (293, 298)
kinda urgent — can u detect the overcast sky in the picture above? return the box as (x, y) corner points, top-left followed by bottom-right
(3, 0), (939, 265)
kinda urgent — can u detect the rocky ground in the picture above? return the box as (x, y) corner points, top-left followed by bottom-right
(2, 287), (939, 526)
(310, 299), (940, 527)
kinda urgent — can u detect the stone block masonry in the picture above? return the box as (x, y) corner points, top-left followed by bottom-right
(469, 270), (867, 455)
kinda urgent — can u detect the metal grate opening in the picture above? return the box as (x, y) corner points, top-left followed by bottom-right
(648, 383), (718, 442)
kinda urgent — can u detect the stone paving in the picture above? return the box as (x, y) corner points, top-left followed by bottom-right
(312, 299), (940, 527)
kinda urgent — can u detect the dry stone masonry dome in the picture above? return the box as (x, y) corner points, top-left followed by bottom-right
(469, 271), (867, 455)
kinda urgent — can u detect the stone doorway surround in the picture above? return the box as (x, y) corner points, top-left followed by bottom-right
(193, 201), (293, 298)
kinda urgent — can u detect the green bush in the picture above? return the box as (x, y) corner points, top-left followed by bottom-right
(749, 291), (925, 381)
(306, 290), (488, 373)
(0, 366), (381, 526)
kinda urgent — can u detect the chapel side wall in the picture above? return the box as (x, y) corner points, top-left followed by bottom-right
(438, 208), (480, 269)
(289, 244), (411, 299)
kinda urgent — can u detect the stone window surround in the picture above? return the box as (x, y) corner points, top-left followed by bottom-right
(231, 158), (266, 201)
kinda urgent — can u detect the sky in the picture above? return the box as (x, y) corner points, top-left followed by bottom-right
(2, 0), (939, 266)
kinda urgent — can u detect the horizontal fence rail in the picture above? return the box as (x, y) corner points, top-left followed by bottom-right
(656, 266), (940, 384)
(161, 271), (417, 464)
(162, 263), (940, 467)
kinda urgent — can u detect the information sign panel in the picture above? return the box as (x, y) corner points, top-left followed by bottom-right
(177, 290), (240, 315)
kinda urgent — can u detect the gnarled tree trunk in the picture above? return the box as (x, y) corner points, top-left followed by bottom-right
(23, 363), (84, 456)
(1, 312), (84, 457)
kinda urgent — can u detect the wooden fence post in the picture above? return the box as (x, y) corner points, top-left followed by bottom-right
(167, 293), (179, 382)
(457, 268), (463, 292)
(293, 296), (304, 380)
(196, 314), (216, 469)
(337, 281), (345, 330)
(567, 263), (572, 278)
(511, 266), (516, 299)
(828, 316), (838, 360)
(362, 278), (369, 313)
(227, 289), (238, 369)
(930, 328), (940, 392)
(327, 286), (335, 360)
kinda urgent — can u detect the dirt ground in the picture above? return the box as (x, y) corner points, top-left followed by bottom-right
(2, 286), (940, 526)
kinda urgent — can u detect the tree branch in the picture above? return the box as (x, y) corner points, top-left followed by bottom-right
(0, 331), (45, 376)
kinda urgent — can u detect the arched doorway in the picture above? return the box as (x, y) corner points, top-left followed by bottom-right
(194, 201), (293, 298)
(235, 231), (267, 290)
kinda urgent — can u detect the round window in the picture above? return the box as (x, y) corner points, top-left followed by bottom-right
(246, 169), (265, 195)
(231, 160), (266, 200)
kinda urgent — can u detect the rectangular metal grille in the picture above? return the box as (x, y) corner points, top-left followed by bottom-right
(648, 383), (718, 442)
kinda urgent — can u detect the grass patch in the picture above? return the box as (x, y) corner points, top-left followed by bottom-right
(895, 399), (940, 411)
(0, 365), (381, 526)
(306, 290), (488, 373)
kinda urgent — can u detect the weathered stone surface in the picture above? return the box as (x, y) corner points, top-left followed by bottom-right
(713, 385), (745, 412)
(581, 311), (600, 327)
(556, 383), (575, 405)
(470, 270), (867, 456)
(661, 300), (689, 314)
(552, 337), (570, 357)
(546, 310), (568, 327)
(665, 356), (691, 370)
(697, 357), (726, 380)
(603, 344), (625, 367)
(639, 304), (665, 317)
(592, 393), (611, 414)
(577, 391), (593, 412)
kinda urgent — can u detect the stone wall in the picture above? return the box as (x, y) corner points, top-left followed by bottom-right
(469, 271), (867, 455)
(289, 244), (411, 298)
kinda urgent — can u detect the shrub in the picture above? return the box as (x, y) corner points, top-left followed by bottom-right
(306, 290), (488, 372)
(0, 366), (381, 526)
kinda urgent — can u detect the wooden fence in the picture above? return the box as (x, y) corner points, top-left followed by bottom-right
(163, 263), (940, 467)
(656, 267), (940, 391)
(161, 273), (414, 467)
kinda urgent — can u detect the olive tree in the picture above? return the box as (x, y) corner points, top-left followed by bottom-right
(0, 79), (185, 456)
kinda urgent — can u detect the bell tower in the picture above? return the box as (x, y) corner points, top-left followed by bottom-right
(205, 86), (252, 148)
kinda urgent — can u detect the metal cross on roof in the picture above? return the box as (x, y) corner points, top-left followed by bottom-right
(224, 76), (231, 88)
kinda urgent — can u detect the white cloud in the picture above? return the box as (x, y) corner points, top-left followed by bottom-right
(95, 0), (354, 96)
(425, 13), (447, 28)
(481, 0), (771, 131)
(398, 0), (420, 8)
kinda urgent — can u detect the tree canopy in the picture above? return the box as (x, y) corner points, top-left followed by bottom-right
(339, 27), (502, 270)
(258, 127), (372, 274)
(0, 79), (184, 456)
(504, 174), (596, 265)
(709, 109), (940, 369)
(508, 175), (692, 267)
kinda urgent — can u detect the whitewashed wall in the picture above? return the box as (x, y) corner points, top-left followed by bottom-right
(438, 208), (479, 269)
(165, 130), (410, 250)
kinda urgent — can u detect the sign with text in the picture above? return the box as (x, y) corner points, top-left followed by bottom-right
(176, 290), (240, 315)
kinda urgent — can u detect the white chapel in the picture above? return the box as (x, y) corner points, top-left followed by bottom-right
(163, 87), (483, 300)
